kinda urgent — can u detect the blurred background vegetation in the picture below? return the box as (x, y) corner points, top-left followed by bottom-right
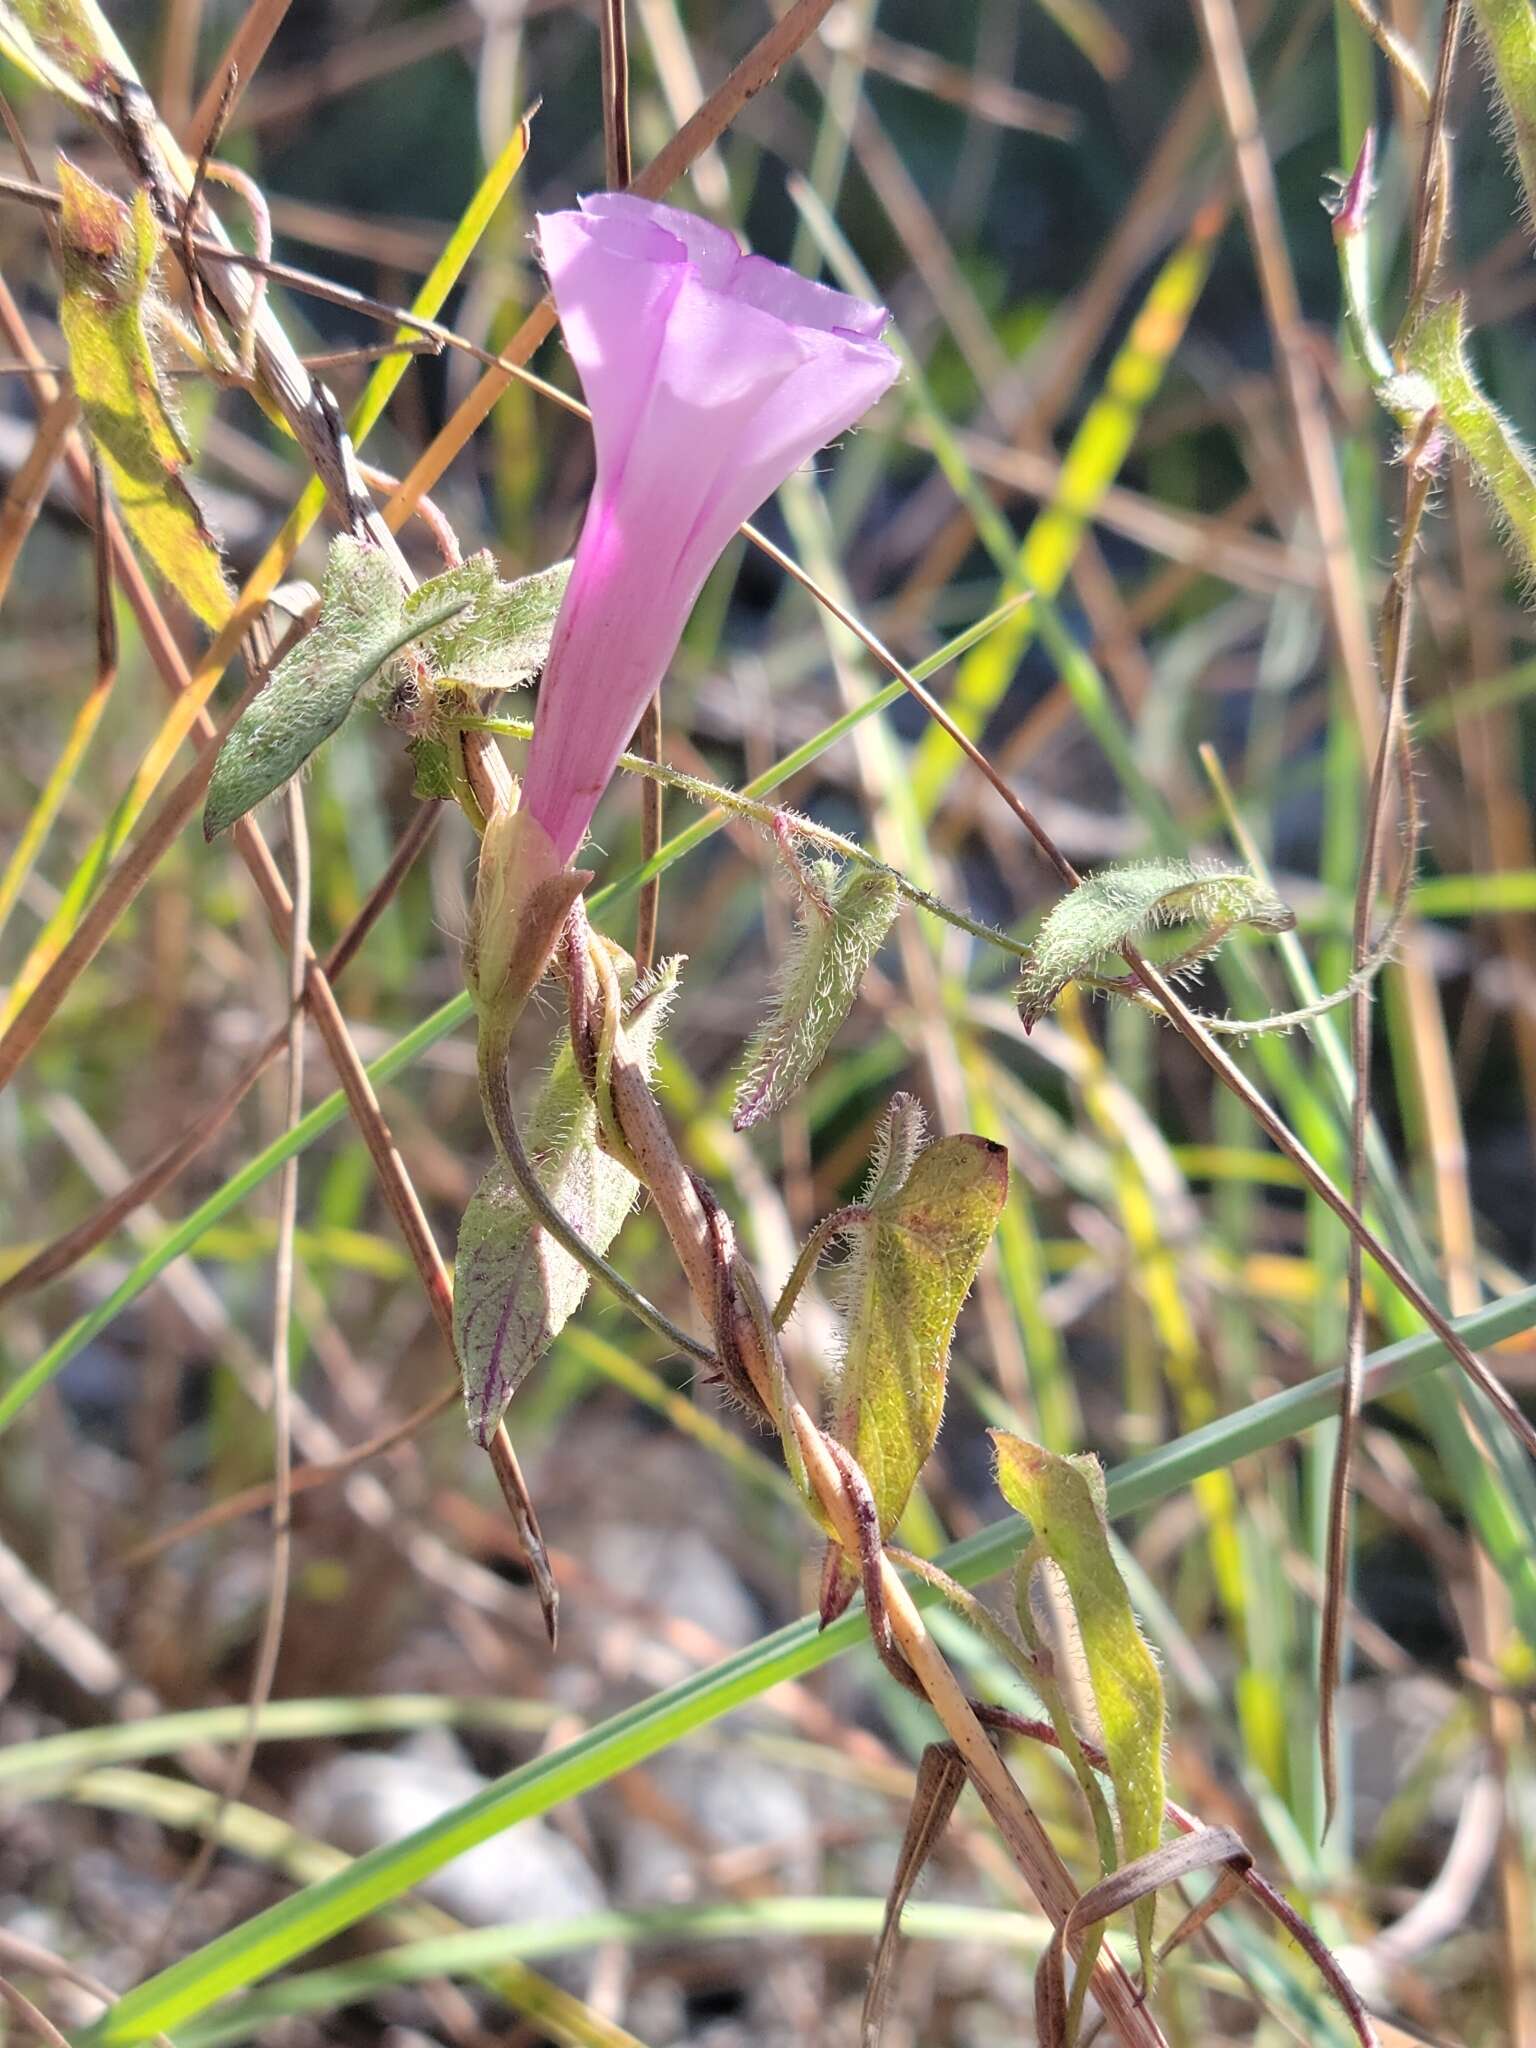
(3, 0), (1536, 2043)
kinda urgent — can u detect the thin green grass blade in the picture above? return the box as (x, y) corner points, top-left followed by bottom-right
(6, 116), (533, 1009)
(0, 1695), (558, 1789)
(171, 1900), (1053, 2048)
(0, 993), (472, 1431)
(907, 213), (1220, 811)
(77, 1281), (1536, 2046)
(0, 602), (1023, 1430)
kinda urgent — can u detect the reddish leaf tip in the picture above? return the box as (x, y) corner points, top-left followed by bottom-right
(1330, 128), (1375, 241)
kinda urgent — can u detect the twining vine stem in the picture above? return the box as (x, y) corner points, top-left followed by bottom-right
(475, 887), (1169, 2048)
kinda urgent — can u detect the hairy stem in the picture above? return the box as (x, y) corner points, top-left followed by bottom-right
(559, 905), (1167, 2048)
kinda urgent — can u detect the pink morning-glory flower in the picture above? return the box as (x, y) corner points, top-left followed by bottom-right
(520, 192), (900, 866)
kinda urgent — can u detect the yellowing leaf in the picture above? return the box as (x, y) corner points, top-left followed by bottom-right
(57, 158), (232, 631)
(828, 1106), (1007, 1539)
(992, 1431), (1166, 1978)
(454, 960), (680, 1445)
(0, 0), (135, 109)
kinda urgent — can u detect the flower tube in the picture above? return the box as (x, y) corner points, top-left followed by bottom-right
(521, 193), (900, 866)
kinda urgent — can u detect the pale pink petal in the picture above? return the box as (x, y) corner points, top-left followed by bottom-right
(535, 209), (684, 473)
(728, 252), (889, 338)
(579, 190), (742, 286)
(522, 194), (899, 865)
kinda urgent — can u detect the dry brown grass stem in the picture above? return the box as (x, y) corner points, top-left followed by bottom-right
(1322, 447), (1436, 1829)
(1191, 0), (1380, 741)
(148, 763), (310, 1953)
(184, 0), (291, 154)
(383, 0), (847, 535)
(0, 802), (440, 1308)
(535, 911), (1170, 2048)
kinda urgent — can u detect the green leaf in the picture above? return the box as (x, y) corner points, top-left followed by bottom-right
(202, 538), (467, 840)
(827, 1103), (1007, 1538)
(992, 1432), (1167, 1979)
(57, 158), (232, 630)
(408, 736), (455, 801)
(454, 959), (680, 1446)
(858, 1088), (928, 1208)
(58, 1282), (1536, 2046)
(1470, 0), (1536, 232)
(407, 554), (571, 692)
(0, 0), (135, 108)
(731, 831), (898, 1130)
(1017, 859), (1295, 1030)
(1398, 296), (1536, 579)
(1332, 155), (1536, 591)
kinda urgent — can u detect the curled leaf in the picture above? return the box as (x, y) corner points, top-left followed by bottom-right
(58, 158), (232, 630)
(203, 537), (469, 839)
(1034, 1828), (1249, 2048)
(863, 1742), (967, 2047)
(732, 827), (899, 1131)
(993, 1432), (1167, 1981)
(1017, 859), (1294, 1031)
(454, 958), (681, 1445)
(826, 1109), (1007, 1540)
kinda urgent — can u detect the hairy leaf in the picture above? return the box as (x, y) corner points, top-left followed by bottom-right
(203, 538), (468, 839)
(1017, 858), (1294, 1030)
(454, 959), (681, 1445)
(732, 832), (899, 1130)
(408, 736), (455, 801)
(993, 1432), (1167, 1979)
(0, 0), (135, 108)
(858, 1090), (929, 1209)
(827, 1117), (1007, 1538)
(1399, 296), (1536, 578)
(1333, 148), (1536, 593)
(407, 554), (571, 692)
(57, 159), (232, 630)
(1470, 0), (1536, 232)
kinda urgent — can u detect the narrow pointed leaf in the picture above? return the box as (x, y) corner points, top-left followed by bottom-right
(454, 960), (680, 1446)
(1018, 858), (1294, 1029)
(732, 834), (898, 1130)
(858, 1090), (929, 1209)
(863, 1743), (967, 2047)
(992, 1432), (1166, 1978)
(57, 159), (232, 630)
(828, 1124), (1007, 1538)
(202, 538), (468, 839)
